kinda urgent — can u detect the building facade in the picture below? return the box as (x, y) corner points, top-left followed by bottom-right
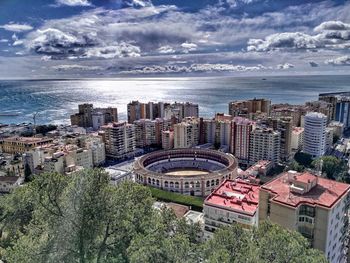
(303, 112), (327, 158)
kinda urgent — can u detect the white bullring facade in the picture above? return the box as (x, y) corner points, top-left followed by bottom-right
(134, 148), (238, 196)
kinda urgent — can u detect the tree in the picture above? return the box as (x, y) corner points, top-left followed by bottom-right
(0, 169), (327, 263)
(294, 152), (313, 167)
(312, 156), (348, 181)
(286, 160), (304, 172)
(202, 222), (327, 263)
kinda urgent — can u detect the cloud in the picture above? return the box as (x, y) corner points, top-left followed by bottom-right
(325, 56), (350, 66)
(55, 0), (92, 7)
(314, 21), (350, 32)
(52, 64), (102, 71)
(181, 42), (197, 53)
(0, 23), (33, 32)
(0, 39), (8, 43)
(120, 63), (267, 74)
(276, 63), (294, 69)
(13, 40), (24, 46)
(157, 45), (175, 54)
(82, 44), (141, 59)
(247, 20), (350, 52)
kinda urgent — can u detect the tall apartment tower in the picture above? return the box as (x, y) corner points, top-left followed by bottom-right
(230, 117), (255, 164)
(303, 112), (327, 158)
(266, 117), (293, 162)
(249, 127), (280, 165)
(162, 130), (174, 150)
(134, 118), (164, 148)
(127, 101), (145, 123)
(101, 122), (136, 159)
(259, 171), (350, 263)
(173, 118), (199, 148)
(228, 98), (271, 118)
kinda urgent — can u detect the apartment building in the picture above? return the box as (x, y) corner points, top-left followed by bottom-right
(249, 127), (280, 165)
(259, 171), (350, 263)
(203, 179), (260, 239)
(162, 130), (174, 150)
(228, 98), (271, 118)
(173, 118), (199, 148)
(71, 104), (118, 128)
(0, 136), (53, 154)
(101, 122), (136, 159)
(291, 127), (304, 152)
(303, 112), (327, 158)
(134, 118), (164, 148)
(230, 117), (255, 164)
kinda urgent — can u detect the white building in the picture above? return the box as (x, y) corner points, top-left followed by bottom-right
(303, 112), (327, 158)
(0, 176), (23, 193)
(43, 152), (65, 174)
(203, 179), (260, 240)
(101, 122), (136, 159)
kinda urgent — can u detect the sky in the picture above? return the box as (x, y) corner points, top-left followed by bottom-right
(0, 0), (350, 78)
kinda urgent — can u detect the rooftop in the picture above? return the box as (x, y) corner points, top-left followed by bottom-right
(205, 179), (260, 216)
(261, 171), (350, 209)
(2, 136), (52, 143)
(0, 176), (21, 183)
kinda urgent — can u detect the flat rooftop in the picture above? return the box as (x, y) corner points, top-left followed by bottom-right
(261, 172), (350, 209)
(2, 136), (52, 143)
(205, 179), (260, 216)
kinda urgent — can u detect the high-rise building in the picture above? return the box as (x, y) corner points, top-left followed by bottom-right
(249, 127), (280, 165)
(162, 130), (174, 150)
(266, 117), (293, 162)
(127, 101), (146, 123)
(203, 119), (231, 149)
(291, 127), (304, 152)
(230, 117), (255, 164)
(259, 171), (350, 263)
(101, 122), (136, 159)
(134, 118), (164, 148)
(303, 112), (327, 158)
(71, 104), (118, 128)
(228, 98), (271, 118)
(173, 118), (199, 148)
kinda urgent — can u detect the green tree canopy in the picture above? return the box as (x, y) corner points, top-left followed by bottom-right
(0, 168), (327, 263)
(312, 155), (349, 181)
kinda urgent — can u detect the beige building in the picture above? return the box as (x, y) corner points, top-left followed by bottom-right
(162, 130), (174, 150)
(173, 118), (199, 149)
(0, 136), (53, 154)
(291, 127), (304, 152)
(228, 98), (270, 118)
(0, 176), (23, 193)
(134, 118), (164, 148)
(259, 171), (350, 263)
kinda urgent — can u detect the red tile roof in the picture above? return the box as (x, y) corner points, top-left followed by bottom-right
(261, 172), (350, 209)
(204, 179), (260, 216)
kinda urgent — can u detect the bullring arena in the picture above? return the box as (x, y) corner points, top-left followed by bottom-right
(133, 148), (238, 196)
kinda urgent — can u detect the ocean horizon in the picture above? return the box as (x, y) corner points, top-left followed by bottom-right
(1, 74), (349, 125)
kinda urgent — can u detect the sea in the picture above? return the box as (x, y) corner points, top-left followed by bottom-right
(0, 75), (350, 125)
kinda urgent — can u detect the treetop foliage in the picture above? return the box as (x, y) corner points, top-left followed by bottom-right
(0, 169), (326, 263)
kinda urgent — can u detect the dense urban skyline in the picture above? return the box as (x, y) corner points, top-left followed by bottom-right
(0, 0), (350, 78)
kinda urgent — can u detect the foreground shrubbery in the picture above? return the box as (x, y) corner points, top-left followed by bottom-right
(0, 169), (327, 263)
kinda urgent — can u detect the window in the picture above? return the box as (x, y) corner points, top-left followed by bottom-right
(299, 205), (315, 217)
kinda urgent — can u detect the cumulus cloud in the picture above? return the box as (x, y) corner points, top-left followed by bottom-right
(157, 45), (175, 54)
(325, 56), (350, 66)
(120, 63), (267, 74)
(247, 20), (350, 52)
(55, 0), (92, 7)
(0, 39), (8, 43)
(276, 63), (294, 69)
(52, 64), (102, 71)
(181, 42), (197, 53)
(82, 44), (141, 59)
(0, 23), (33, 32)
